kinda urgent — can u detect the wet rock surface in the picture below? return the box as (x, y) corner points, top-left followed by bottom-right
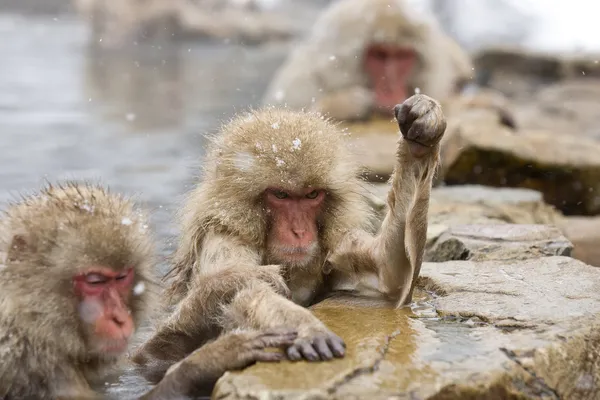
(425, 224), (572, 262)
(214, 256), (600, 399)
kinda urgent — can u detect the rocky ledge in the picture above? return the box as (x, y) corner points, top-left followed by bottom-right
(212, 186), (600, 400)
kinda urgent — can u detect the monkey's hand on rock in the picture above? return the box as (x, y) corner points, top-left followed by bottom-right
(286, 326), (346, 362)
(144, 329), (297, 399)
(394, 94), (446, 158)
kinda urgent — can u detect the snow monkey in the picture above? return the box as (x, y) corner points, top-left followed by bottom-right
(0, 182), (296, 400)
(262, 0), (472, 121)
(133, 93), (446, 375)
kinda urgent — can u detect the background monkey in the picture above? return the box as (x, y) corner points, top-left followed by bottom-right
(133, 93), (446, 375)
(0, 182), (296, 400)
(262, 0), (472, 120)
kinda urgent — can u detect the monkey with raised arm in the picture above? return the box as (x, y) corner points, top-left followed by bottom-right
(262, 0), (471, 121)
(0, 182), (296, 400)
(133, 93), (445, 374)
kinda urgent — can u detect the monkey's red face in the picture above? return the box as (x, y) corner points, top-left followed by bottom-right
(265, 188), (325, 267)
(364, 44), (416, 111)
(73, 267), (135, 355)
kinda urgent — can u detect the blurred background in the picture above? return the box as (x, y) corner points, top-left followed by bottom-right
(1, 0), (599, 397)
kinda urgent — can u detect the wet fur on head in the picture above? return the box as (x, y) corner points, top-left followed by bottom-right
(165, 108), (376, 304)
(0, 182), (159, 371)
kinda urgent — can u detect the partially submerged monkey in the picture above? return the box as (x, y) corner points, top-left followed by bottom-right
(0, 182), (296, 400)
(133, 94), (446, 374)
(262, 0), (472, 120)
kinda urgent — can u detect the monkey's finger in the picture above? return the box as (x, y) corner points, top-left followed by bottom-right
(286, 345), (302, 361)
(299, 342), (320, 362)
(251, 350), (285, 363)
(260, 328), (298, 338)
(395, 95), (432, 135)
(314, 337), (333, 360)
(327, 336), (346, 358)
(394, 103), (416, 137)
(251, 333), (298, 349)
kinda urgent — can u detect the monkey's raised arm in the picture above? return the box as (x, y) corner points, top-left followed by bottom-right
(328, 94), (446, 306)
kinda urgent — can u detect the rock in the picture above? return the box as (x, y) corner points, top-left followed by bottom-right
(474, 46), (600, 98)
(425, 224), (572, 262)
(514, 79), (600, 142)
(368, 184), (562, 229)
(557, 216), (600, 267)
(441, 120), (600, 216)
(349, 134), (397, 183)
(213, 256), (600, 399)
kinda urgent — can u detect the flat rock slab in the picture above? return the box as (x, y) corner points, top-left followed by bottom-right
(441, 121), (600, 215)
(344, 120), (398, 182)
(213, 256), (600, 399)
(367, 184), (562, 241)
(426, 224), (573, 262)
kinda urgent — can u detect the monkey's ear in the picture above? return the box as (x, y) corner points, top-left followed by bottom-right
(6, 235), (32, 262)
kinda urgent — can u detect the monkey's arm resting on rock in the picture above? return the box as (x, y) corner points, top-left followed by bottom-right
(327, 94), (446, 306)
(139, 329), (296, 399)
(132, 258), (291, 380)
(134, 233), (345, 369)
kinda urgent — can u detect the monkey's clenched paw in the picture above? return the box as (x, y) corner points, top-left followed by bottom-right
(286, 328), (346, 362)
(394, 94), (447, 158)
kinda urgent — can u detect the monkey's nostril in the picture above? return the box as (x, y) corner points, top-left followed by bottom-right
(292, 229), (306, 239)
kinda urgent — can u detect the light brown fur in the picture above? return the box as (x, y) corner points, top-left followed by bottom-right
(0, 182), (157, 399)
(262, 0), (472, 120)
(0, 182), (296, 400)
(134, 94), (446, 374)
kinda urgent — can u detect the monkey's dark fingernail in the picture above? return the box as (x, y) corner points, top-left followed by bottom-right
(286, 346), (301, 361)
(315, 338), (333, 360)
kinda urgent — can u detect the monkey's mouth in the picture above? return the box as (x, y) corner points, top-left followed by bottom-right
(95, 338), (130, 355)
(272, 243), (318, 266)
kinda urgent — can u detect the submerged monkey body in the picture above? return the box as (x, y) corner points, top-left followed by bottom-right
(136, 95), (446, 374)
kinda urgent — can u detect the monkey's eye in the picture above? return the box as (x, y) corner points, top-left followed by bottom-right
(305, 190), (319, 199)
(273, 190), (289, 199)
(85, 273), (108, 285)
(115, 273), (128, 281)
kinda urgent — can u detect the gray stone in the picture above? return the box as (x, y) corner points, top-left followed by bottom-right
(213, 256), (600, 399)
(426, 224), (572, 262)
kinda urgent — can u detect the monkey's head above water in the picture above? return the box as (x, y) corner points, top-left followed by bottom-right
(0, 182), (157, 362)
(184, 108), (374, 268)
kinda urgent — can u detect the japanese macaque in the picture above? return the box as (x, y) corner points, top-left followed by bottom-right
(133, 94), (446, 374)
(0, 183), (296, 400)
(262, 0), (472, 121)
